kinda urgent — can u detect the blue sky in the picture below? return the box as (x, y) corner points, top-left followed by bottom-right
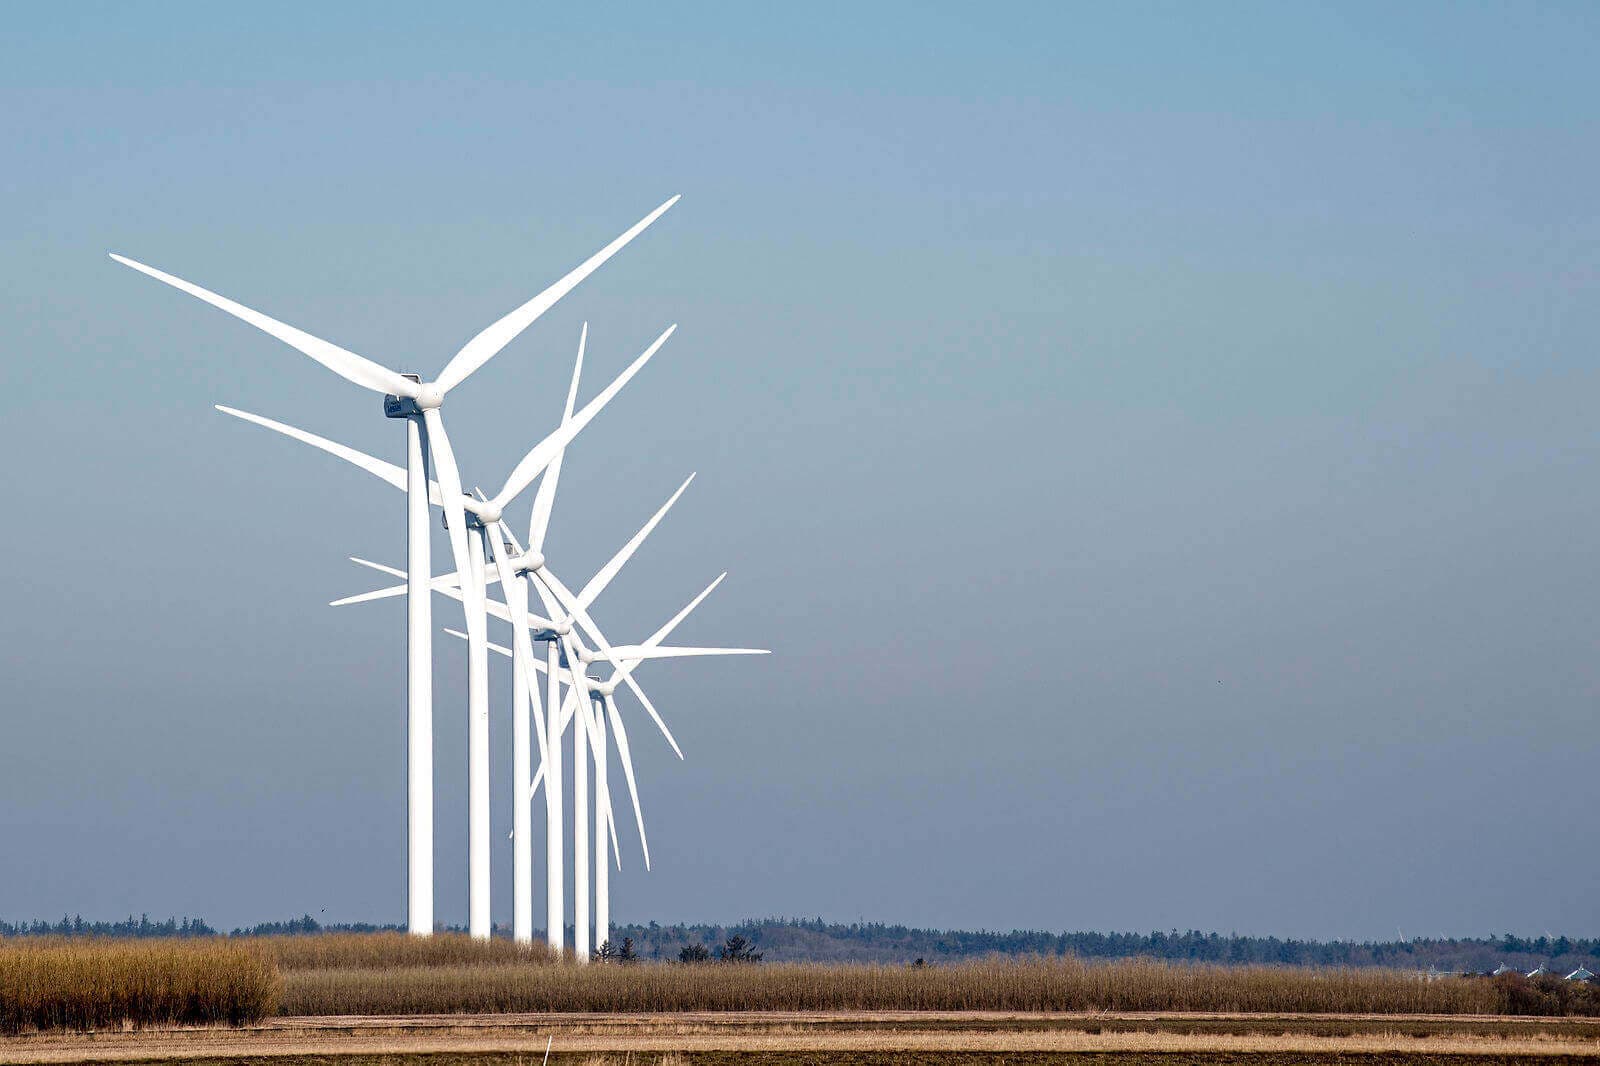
(2, 2), (1597, 939)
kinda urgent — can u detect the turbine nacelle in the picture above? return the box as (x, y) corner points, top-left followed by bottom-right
(383, 375), (425, 418)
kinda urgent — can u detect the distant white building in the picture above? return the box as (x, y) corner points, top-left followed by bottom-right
(1527, 964), (1552, 977)
(1567, 967), (1596, 982)
(1492, 963), (1519, 976)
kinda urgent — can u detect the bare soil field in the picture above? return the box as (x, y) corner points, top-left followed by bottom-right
(4, 1010), (1600, 1065)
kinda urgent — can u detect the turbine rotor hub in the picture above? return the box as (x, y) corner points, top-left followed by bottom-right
(515, 552), (545, 573)
(415, 383), (445, 410)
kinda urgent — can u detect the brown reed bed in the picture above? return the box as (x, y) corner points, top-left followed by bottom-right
(258, 931), (558, 970)
(0, 937), (279, 1033)
(7, 934), (1596, 1034)
(278, 956), (1506, 1017)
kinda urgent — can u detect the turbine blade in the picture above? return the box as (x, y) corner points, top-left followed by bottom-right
(421, 411), (485, 648)
(594, 574), (732, 763)
(528, 324), (585, 551)
(608, 798), (623, 870)
(434, 197), (679, 393)
(440, 584), (542, 630)
(529, 760), (545, 800)
(216, 406), (406, 492)
(491, 324), (675, 511)
(620, 674), (682, 762)
(557, 678), (581, 736)
(350, 557), (407, 580)
(577, 473), (695, 610)
(538, 570), (621, 669)
(603, 694), (650, 870)
(331, 565), (499, 608)
(636, 574), (728, 657)
(538, 567), (684, 760)
(444, 627), (513, 659)
(489, 522), (550, 768)
(113, 256), (416, 397)
(565, 661), (594, 792)
(525, 564), (563, 621)
(590, 736), (623, 872)
(329, 585), (407, 608)
(497, 521), (528, 557)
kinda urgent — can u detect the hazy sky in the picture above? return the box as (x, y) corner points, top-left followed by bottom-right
(3, 2), (1597, 940)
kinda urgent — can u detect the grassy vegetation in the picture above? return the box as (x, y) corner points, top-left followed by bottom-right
(260, 931), (557, 970)
(6, 933), (1600, 1035)
(278, 955), (1507, 1015)
(0, 938), (279, 1033)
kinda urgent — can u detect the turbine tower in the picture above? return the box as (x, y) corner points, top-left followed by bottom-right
(111, 196), (678, 936)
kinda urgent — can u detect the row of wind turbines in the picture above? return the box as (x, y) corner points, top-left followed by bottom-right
(111, 197), (766, 955)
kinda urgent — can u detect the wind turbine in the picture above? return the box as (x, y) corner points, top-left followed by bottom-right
(370, 495), (759, 958)
(453, 620), (763, 958)
(528, 331), (583, 950)
(344, 454), (700, 947)
(516, 330), (583, 948)
(208, 320), (672, 937)
(466, 571), (760, 956)
(111, 196), (678, 936)
(340, 460), (697, 915)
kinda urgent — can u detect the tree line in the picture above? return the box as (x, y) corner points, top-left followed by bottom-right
(4, 914), (1594, 971)
(602, 919), (1600, 970)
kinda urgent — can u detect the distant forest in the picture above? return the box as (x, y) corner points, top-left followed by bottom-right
(3, 914), (1595, 971)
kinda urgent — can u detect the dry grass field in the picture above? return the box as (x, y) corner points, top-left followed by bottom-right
(0, 939), (279, 1033)
(6, 935), (1600, 1063)
(262, 933), (556, 970)
(266, 935), (1572, 1017)
(279, 958), (1503, 1015)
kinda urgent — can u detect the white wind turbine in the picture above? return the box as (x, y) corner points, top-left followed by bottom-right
(453, 582), (761, 956)
(208, 321), (672, 937)
(336, 321), (588, 949)
(510, 329), (584, 948)
(487, 571), (756, 955)
(497, 482), (697, 961)
(111, 196), (678, 936)
(456, 623), (762, 955)
(434, 465), (755, 957)
(349, 469), (709, 949)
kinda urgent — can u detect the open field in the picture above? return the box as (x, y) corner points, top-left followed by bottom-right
(7, 935), (1600, 1064)
(4, 1010), (1600, 1063)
